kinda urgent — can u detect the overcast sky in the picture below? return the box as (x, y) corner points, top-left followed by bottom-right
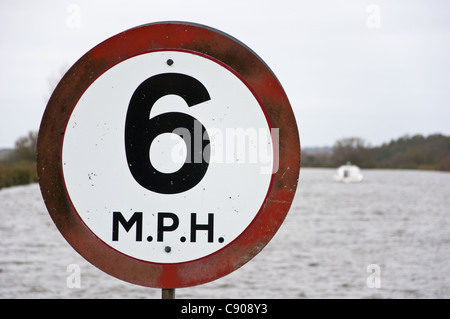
(1, 0), (449, 148)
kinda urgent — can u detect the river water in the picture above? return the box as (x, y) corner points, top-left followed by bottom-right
(1, 168), (449, 298)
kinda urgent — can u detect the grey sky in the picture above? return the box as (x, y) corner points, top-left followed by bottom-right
(1, 0), (449, 148)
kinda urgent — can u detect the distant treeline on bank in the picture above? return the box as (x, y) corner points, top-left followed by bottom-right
(1, 131), (449, 189)
(302, 134), (450, 171)
(0, 131), (38, 189)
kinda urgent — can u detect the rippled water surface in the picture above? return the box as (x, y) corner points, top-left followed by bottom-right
(1, 168), (449, 298)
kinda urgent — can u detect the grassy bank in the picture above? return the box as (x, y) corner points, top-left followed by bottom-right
(0, 161), (38, 189)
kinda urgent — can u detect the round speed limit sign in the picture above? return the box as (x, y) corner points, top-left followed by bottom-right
(37, 22), (300, 288)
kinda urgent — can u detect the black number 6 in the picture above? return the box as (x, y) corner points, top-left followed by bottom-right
(125, 73), (211, 194)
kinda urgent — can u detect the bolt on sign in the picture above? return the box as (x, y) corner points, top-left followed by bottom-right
(37, 22), (300, 288)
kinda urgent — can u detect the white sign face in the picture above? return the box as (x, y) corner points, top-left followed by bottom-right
(62, 50), (275, 263)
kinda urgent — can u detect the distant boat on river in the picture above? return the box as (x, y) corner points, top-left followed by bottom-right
(333, 162), (363, 183)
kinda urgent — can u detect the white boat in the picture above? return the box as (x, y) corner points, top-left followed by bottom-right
(333, 162), (363, 183)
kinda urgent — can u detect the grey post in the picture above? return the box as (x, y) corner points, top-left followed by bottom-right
(162, 288), (175, 299)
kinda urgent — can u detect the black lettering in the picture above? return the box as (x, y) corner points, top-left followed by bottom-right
(190, 213), (214, 243)
(157, 212), (180, 241)
(112, 211), (142, 241)
(125, 73), (211, 194)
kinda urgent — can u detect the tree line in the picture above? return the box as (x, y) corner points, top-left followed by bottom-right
(0, 131), (38, 189)
(302, 134), (450, 171)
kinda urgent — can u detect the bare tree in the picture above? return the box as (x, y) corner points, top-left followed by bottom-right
(13, 131), (38, 162)
(332, 137), (370, 166)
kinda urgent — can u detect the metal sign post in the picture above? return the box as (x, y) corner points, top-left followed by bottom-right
(162, 288), (175, 299)
(37, 21), (300, 294)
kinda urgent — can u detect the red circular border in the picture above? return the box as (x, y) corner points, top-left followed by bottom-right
(37, 22), (300, 288)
